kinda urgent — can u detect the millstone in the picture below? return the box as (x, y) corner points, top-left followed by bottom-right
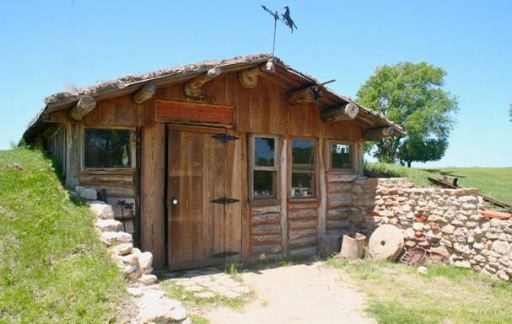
(368, 224), (404, 260)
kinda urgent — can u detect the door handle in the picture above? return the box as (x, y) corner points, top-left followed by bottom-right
(171, 197), (178, 206)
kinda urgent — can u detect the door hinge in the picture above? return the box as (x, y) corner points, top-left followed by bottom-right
(211, 133), (239, 142)
(210, 197), (240, 204)
(212, 251), (240, 258)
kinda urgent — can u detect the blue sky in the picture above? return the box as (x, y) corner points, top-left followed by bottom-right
(0, 1), (510, 167)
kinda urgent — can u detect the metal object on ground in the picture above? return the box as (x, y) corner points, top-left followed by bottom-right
(368, 225), (404, 261)
(400, 247), (427, 266)
(339, 233), (367, 260)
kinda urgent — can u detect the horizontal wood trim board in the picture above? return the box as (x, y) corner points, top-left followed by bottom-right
(155, 100), (235, 126)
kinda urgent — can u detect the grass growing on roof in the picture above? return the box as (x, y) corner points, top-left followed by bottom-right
(0, 148), (126, 323)
(326, 258), (512, 323)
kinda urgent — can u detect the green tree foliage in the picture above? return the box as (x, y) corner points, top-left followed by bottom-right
(356, 62), (458, 166)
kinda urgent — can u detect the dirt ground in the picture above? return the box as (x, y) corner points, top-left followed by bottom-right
(206, 262), (375, 324)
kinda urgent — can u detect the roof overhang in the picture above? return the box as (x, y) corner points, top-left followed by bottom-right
(24, 53), (405, 141)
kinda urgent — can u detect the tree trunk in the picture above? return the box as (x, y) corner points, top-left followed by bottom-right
(407, 161), (412, 168)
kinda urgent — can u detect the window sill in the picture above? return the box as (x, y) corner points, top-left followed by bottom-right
(249, 198), (281, 207)
(288, 198), (319, 203)
(81, 168), (135, 175)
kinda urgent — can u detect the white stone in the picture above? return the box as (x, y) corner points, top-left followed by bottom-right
(497, 270), (510, 281)
(473, 255), (486, 263)
(100, 231), (132, 246)
(139, 291), (187, 323)
(441, 224), (455, 235)
(95, 219), (122, 232)
(137, 252), (153, 273)
(75, 186), (97, 200)
(127, 286), (143, 297)
(417, 266), (428, 274)
(88, 201), (114, 219)
(113, 243), (133, 256)
(454, 260), (471, 268)
(139, 274), (158, 286)
(412, 222), (424, 231)
(492, 241), (510, 255)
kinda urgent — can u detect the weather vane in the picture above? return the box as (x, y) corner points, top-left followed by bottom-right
(261, 5), (298, 55)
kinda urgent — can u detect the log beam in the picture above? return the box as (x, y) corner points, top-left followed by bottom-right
(362, 127), (395, 141)
(320, 102), (359, 122)
(239, 61), (276, 89)
(133, 83), (156, 104)
(287, 86), (323, 105)
(69, 96), (96, 121)
(184, 67), (222, 98)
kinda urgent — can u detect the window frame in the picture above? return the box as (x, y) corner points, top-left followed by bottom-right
(249, 134), (280, 201)
(289, 137), (318, 201)
(326, 139), (356, 173)
(81, 126), (136, 171)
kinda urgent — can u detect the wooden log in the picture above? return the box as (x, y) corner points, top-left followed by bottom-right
(320, 102), (359, 122)
(133, 83), (156, 104)
(263, 59), (276, 73)
(69, 96), (96, 120)
(339, 233), (367, 260)
(184, 67), (222, 97)
(287, 86), (323, 105)
(239, 66), (261, 88)
(362, 127), (394, 141)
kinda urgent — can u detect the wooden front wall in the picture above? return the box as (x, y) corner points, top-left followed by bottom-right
(47, 69), (364, 269)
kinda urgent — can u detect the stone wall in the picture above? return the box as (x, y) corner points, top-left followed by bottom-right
(353, 178), (512, 281)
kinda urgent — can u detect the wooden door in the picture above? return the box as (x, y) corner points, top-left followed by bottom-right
(167, 128), (241, 269)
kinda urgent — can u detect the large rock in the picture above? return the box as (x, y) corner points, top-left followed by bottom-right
(100, 231), (132, 246)
(138, 289), (188, 323)
(95, 219), (122, 232)
(75, 186), (97, 200)
(137, 252), (154, 274)
(88, 201), (114, 219)
(368, 225), (404, 261)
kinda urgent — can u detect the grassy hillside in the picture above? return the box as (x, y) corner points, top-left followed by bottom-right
(0, 149), (126, 323)
(365, 163), (512, 206)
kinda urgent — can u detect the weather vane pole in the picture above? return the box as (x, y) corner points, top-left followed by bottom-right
(261, 5), (298, 56)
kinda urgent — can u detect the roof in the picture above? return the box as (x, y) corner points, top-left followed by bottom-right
(24, 53), (404, 139)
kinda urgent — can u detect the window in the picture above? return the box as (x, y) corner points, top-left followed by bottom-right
(291, 139), (316, 199)
(330, 142), (353, 170)
(251, 136), (277, 198)
(84, 128), (133, 168)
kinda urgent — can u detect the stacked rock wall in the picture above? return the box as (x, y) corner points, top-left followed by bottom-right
(353, 178), (512, 281)
(88, 200), (190, 323)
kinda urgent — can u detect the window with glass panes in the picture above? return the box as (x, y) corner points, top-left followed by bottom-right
(330, 142), (353, 170)
(251, 136), (277, 198)
(291, 138), (316, 199)
(84, 128), (133, 168)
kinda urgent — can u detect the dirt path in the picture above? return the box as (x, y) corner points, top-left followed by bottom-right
(206, 262), (375, 324)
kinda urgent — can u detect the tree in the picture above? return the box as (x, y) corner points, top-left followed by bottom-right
(356, 62), (458, 167)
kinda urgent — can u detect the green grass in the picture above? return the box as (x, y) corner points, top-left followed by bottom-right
(365, 162), (512, 206)
(0, 148), (126, 323)
(326, 258), (512, 324)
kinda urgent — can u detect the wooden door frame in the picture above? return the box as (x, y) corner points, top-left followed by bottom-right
(164, 123), (241, 270)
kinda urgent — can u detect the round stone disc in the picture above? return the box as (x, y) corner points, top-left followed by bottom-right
(368, 224), (404, 261)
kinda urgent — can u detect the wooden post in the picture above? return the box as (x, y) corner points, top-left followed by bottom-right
(362, 127), (394, 141)
(184, 67), (222, 98)
(133, 83), (156, 104)
(320, 102), (359, 122)
(287, 86), (323, 105)
(69, 96), (96, 121)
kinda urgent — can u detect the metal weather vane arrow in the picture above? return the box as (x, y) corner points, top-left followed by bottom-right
(261, 5), (298, 55)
